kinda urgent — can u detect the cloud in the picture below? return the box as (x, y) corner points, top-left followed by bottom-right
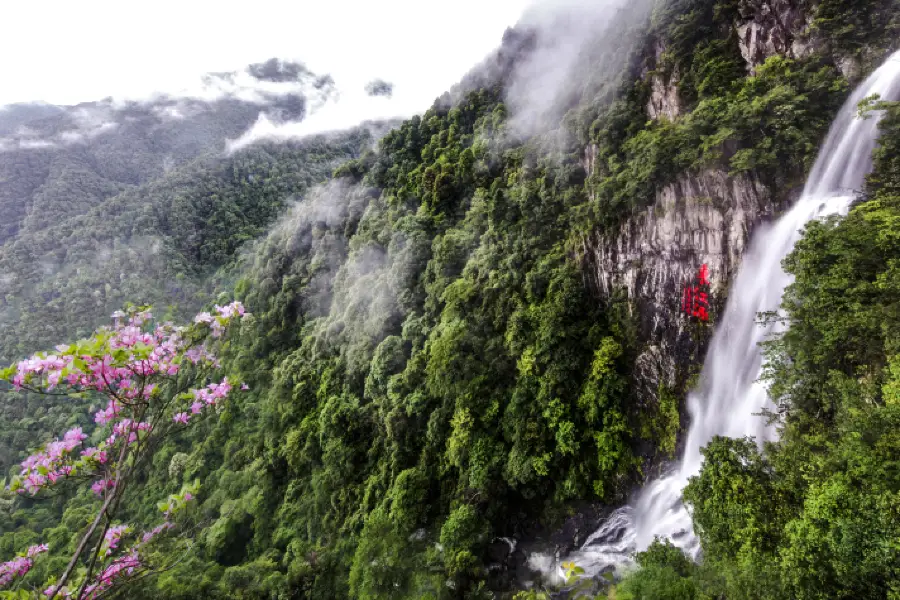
(0, 119), (119, 151)
(504, 0), (655, 138)
(225, 77), (411, 152)
(16, 139), (57, 150)
(109, 59), (334, 108)
(0, 59), (331, 153)
(0, 103), (122, 151)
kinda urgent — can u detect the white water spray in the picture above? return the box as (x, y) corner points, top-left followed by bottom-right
(559, 50), (900, 578)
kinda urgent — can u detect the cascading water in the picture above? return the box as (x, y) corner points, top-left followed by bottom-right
(548, 50), (900, 578)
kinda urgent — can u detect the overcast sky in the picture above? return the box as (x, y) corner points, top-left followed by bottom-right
(0, 0), (533, 107)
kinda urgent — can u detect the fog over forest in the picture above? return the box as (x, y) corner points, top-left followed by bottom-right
(1, 1), (899, 600)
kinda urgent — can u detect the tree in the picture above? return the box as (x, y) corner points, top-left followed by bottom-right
(0, 303), (248, 599)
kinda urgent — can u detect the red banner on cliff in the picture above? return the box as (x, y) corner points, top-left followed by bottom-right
(682, 264), (710, 322)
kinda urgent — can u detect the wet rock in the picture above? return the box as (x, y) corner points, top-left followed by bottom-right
(488, 539), (512, 564)
(736, 0), (814, 71)
(645, 40), (682, 120)
(583, 168), (783, 416)
(838, 55), (863, 81)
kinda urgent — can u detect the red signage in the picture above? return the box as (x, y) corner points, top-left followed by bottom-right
(682, 264), (710, 322)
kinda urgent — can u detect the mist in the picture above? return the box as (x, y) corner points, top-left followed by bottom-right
(226, 79), (405, 151)
(505, 0), (656, 138)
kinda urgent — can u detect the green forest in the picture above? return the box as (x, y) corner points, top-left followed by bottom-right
(1, 0), (899, 599)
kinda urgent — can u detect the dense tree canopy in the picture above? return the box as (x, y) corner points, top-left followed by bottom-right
(1, 0), (899, 599)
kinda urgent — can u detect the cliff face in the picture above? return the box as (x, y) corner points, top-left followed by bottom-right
(736, 0), (816, 69)
(584, 170), (776, 407)
(646, 40), (682, 120)
(584, 0), (816, 421)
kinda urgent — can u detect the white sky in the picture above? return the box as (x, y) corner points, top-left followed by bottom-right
(0, 0), (534, 107)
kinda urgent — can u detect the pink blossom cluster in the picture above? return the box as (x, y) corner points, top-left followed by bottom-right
(90, 479), (116, 497)
(12, 303), (247, 395)
(45, 550), (143, 600)
(173, 378), (233, 425)
(44, 492), (191, 598)
(107, 419), (152, 446)
(83, 549), (141, 598)
(81, 447), (108, 464)
(184, 345), (219, 367)
(103, 525), (130, 557)
(140, 521), (175, 544)
(19, 427), (87, 494)
(0, 544), (48, 587)
(194, 301), (247, 337)
(13, 334), (179, 395)
(216, 302), (246, 319)
(6, 303), (249, 499)
(4, 303), (246, 596)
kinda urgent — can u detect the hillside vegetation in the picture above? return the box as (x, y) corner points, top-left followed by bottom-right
(0, 1), (899, 599)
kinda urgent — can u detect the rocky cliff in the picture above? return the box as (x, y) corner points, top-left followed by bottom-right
(736, 0), (816, 69)
(584, 0), (818, 424)
(583, 169), (778, 410)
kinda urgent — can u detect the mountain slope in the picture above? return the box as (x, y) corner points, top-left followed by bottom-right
(1, 1), (899, 599)
(0, 58), (325, 246)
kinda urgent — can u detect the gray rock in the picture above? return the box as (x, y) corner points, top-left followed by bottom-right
(645, 40), (682, 120)
(735, 0), (815, 71)
(583, 168), (780, 413)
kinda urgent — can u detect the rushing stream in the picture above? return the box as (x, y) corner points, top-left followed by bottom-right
(536, 50), (900, 579)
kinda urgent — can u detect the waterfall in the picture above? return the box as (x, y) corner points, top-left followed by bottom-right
(553, 50), (900, 578)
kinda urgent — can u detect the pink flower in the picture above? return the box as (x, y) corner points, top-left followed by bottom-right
(173, 413), (190, 425)
(193, 312), (214, 324)
(0, 556), (33, 586)
(63, 427), (87, 444)
(43, 584), (72, 598)
(209, 378), (232, 400)
(241, 383), (250, 391)
(47, 370), (61, 389)
(91, 479), (115, 496)
(95, 400), (121, 425)
(190, 402), (203, 415)
(103, 524), (130, 556)
(82, 447), (108, 464)
(215, 301), (247, 319)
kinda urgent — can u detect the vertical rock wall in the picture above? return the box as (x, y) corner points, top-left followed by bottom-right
(583, 169), (777, 409)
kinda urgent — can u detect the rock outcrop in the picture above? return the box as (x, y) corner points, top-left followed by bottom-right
(735, 0), (816, 70)
(641, 0), (817, 121)
(645, 40), (683, 120)
(583, 169), (778, 410)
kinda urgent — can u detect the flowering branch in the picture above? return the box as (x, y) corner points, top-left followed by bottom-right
(0, 302), (249, 599)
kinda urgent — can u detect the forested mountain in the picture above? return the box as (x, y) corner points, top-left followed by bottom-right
(0, 59), (380, 521)
(0, 130), (375, 476)
(0, 58), (326, 246)
(1, 1), (899, 599)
